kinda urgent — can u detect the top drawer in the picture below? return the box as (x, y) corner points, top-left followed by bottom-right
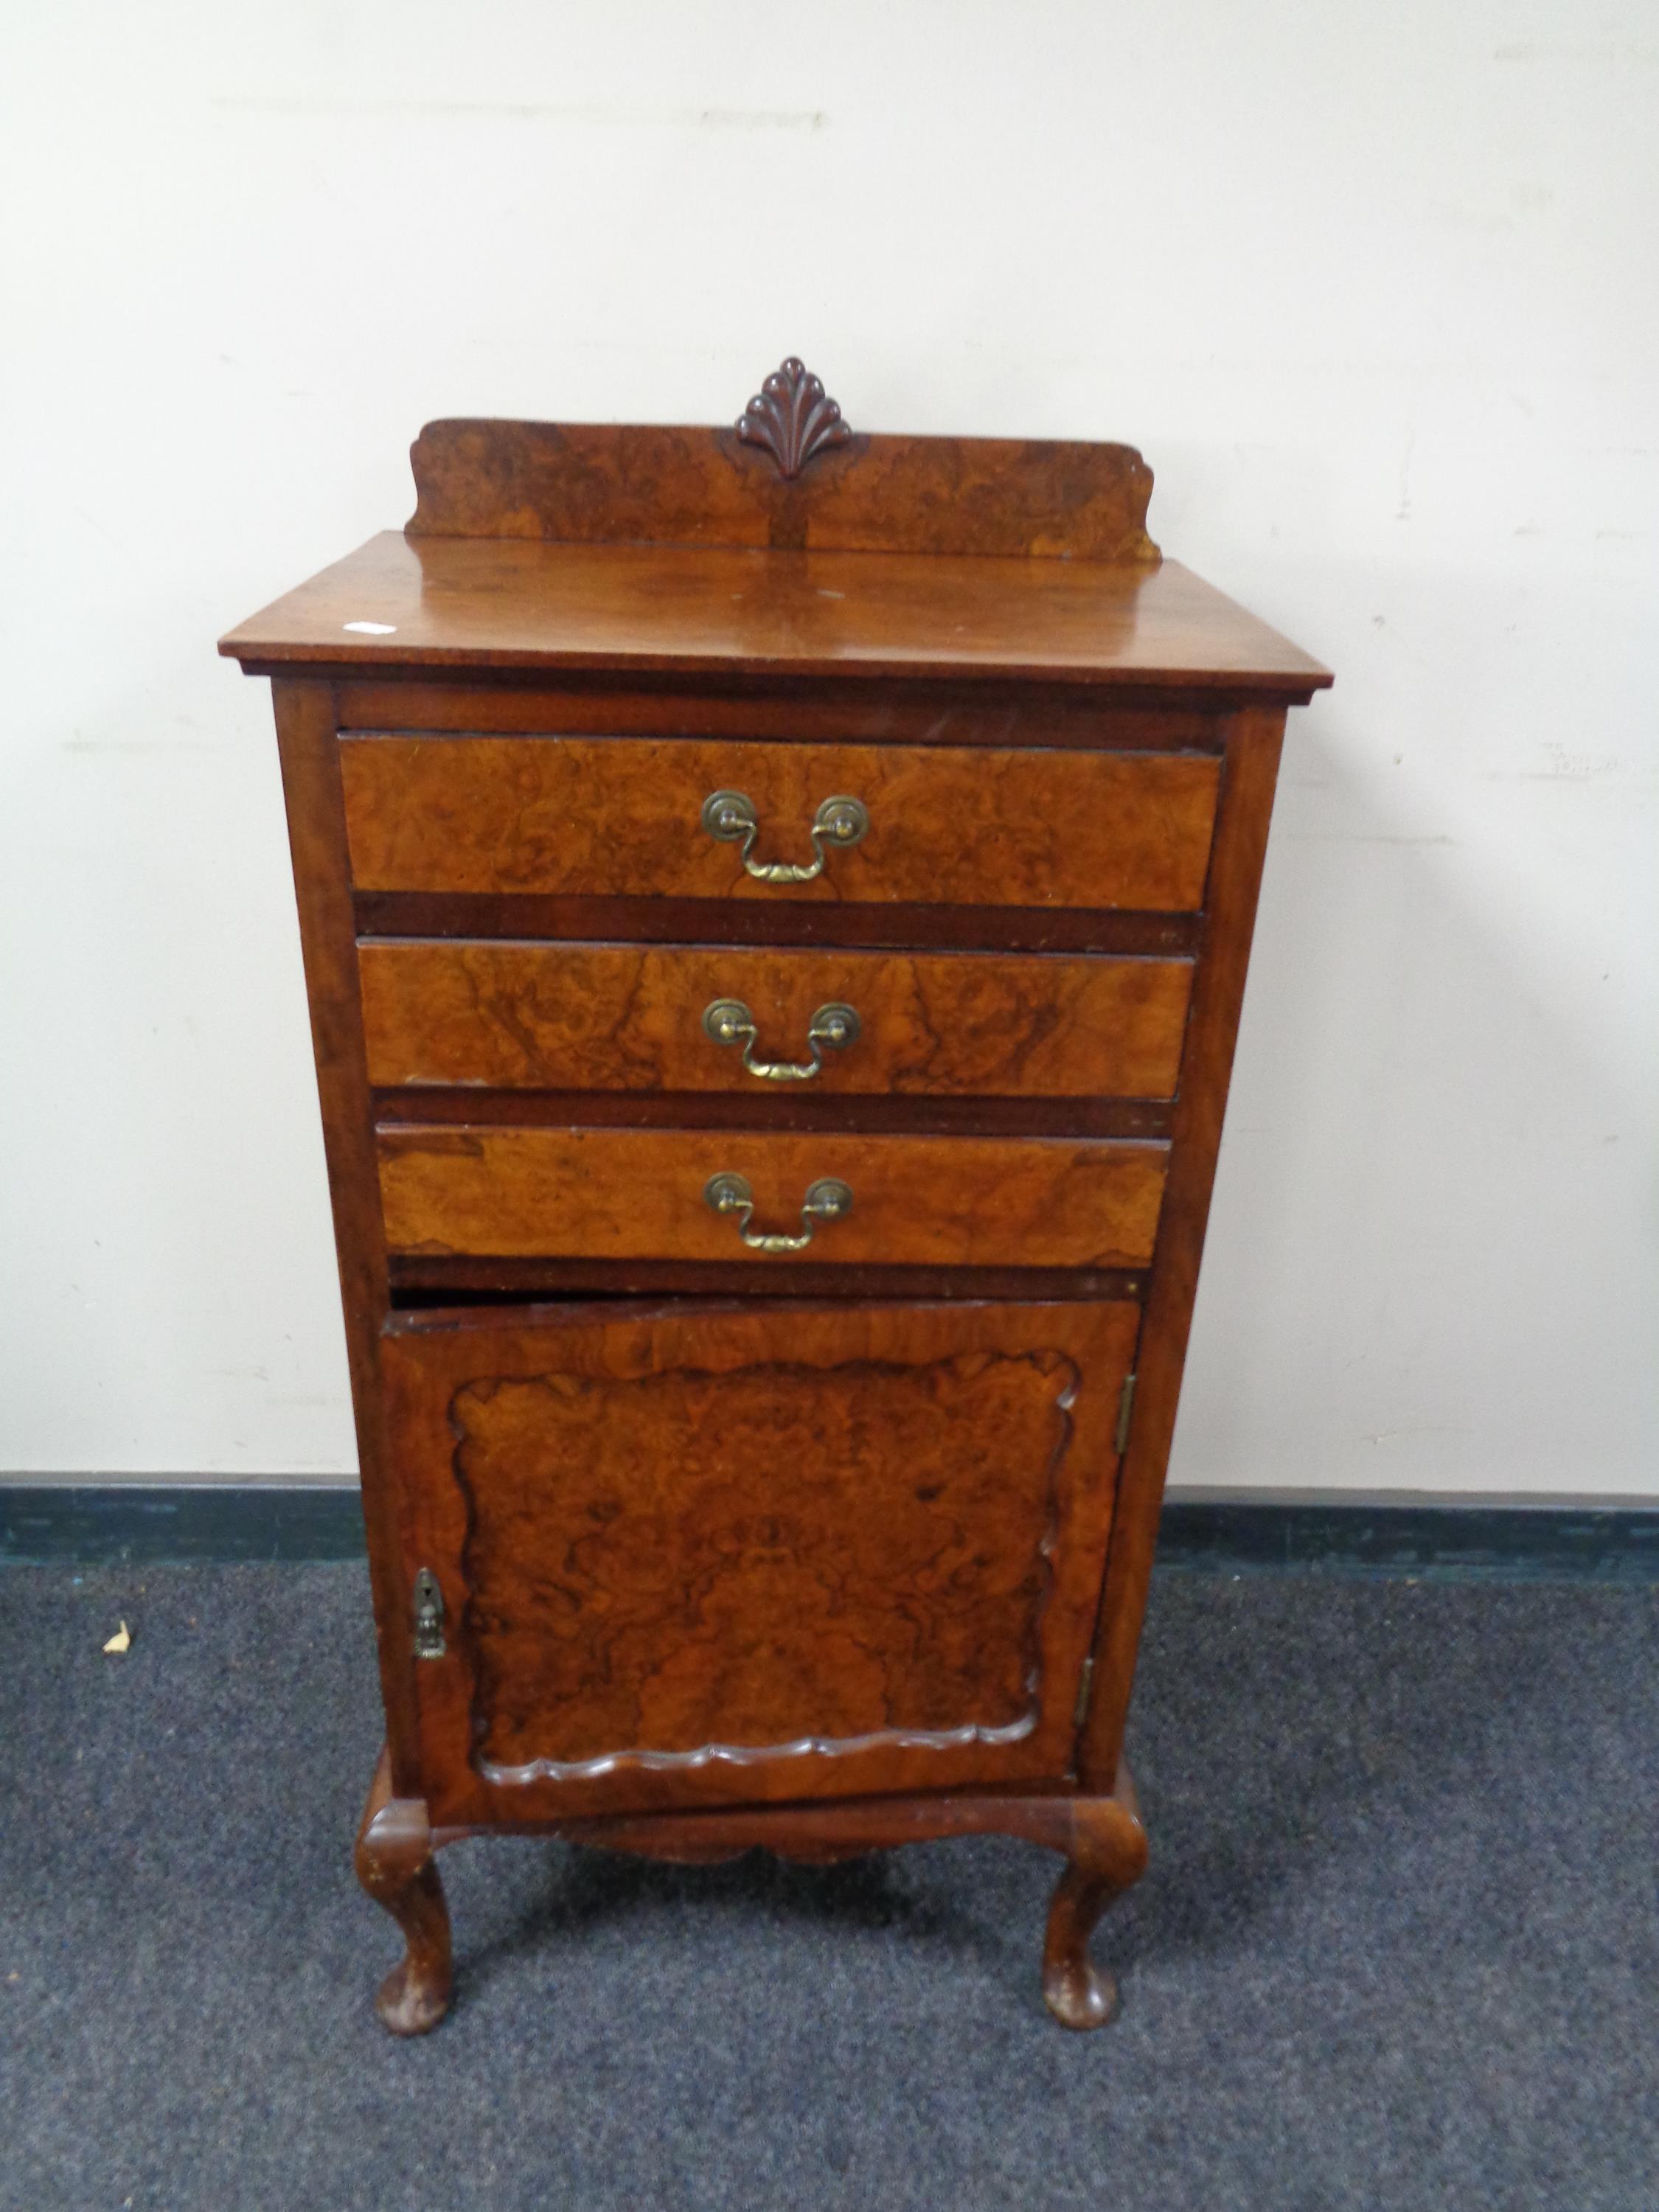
(338, 734), (1221, 912)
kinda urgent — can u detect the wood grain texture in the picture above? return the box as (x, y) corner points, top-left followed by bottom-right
(1079, 706), (1289, 1791)
(220, 535), (1333, 694)
(333, 677), (1221, 751)
(232, 402), (1329, 2034)
(460, 1352), (1071, 1774)
(372, 1088), (1175, 1141)
(353, 1747), (452, 2035)
(1042, 1770), (1149, 2031)
(354, 891), (1203, 959)
(403, 417), (1158, 562)
(270, 682), (424, 1795)
(358, 941), (1194, 1100)
(381, 1297), (1138, 1823)
(339, 734), (1222, 912)
(375, 1124), (1169, 1269)
(387, 1256), (1148, 1304)
(484, 1761), (1144, 1865)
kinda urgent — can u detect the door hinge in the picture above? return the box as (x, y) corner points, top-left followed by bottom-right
(1114, 1371), (1138, 1457)
(1072, 1655), (1096, 1731)
(411, 1567), (446, 1660)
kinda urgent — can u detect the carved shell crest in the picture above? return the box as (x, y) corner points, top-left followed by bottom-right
(735, 358), (852, 479)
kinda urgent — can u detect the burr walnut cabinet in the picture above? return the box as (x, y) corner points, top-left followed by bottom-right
(220, 361), (1330, 2036)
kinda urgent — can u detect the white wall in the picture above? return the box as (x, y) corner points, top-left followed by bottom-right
(3, 0), (1655, 1492)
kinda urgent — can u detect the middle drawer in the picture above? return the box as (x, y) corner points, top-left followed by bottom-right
(361, 942), (1194, 1100)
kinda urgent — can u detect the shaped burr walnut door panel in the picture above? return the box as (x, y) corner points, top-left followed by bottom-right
(376, 1125), (1169, 1268)
(382, 1297), (1141, 1823)
(338, 734), (1221, 911)
(359, 941), (1195, 1099)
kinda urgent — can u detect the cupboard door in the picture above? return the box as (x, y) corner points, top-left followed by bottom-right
(381, 1297), (1139, 1825)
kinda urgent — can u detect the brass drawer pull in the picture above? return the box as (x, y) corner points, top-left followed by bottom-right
(702, 998), (860, 1082)
(703, 1172), (853, 1253)
(701, 789), (870, 883)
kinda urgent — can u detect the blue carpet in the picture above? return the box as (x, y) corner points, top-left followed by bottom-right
(1, 1565), (1655, 2211)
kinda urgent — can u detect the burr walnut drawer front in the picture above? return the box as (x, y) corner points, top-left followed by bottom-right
(375, 1125), (1169, 1269)
(338, 734), (1222, 911)
(359, 941), (1195, 1100)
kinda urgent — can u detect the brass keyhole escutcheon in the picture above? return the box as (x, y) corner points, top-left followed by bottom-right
(411, 1567), (446, 1660)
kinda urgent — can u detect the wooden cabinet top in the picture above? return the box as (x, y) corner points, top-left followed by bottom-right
(221, 532), (1329, 695)
(219, 360), (1332, 698)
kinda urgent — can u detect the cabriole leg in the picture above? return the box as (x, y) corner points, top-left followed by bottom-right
(353, 1746), (453, 2036)
(1041, 1760), (1148, 2031)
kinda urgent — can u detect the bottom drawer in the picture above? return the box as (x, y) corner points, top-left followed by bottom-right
(376, 1124), (1169, 1270)
(383, 1295), (1140, 1825)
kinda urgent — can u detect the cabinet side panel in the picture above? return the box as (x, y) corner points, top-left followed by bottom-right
(271, 679), (420, 1787)
(1079, 704), (1287, 1787)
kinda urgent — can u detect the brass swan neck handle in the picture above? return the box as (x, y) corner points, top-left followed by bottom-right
(702, 998), (860, 1083)
(703, 1173), (853, 1253)
(701, 790), (870, 885)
